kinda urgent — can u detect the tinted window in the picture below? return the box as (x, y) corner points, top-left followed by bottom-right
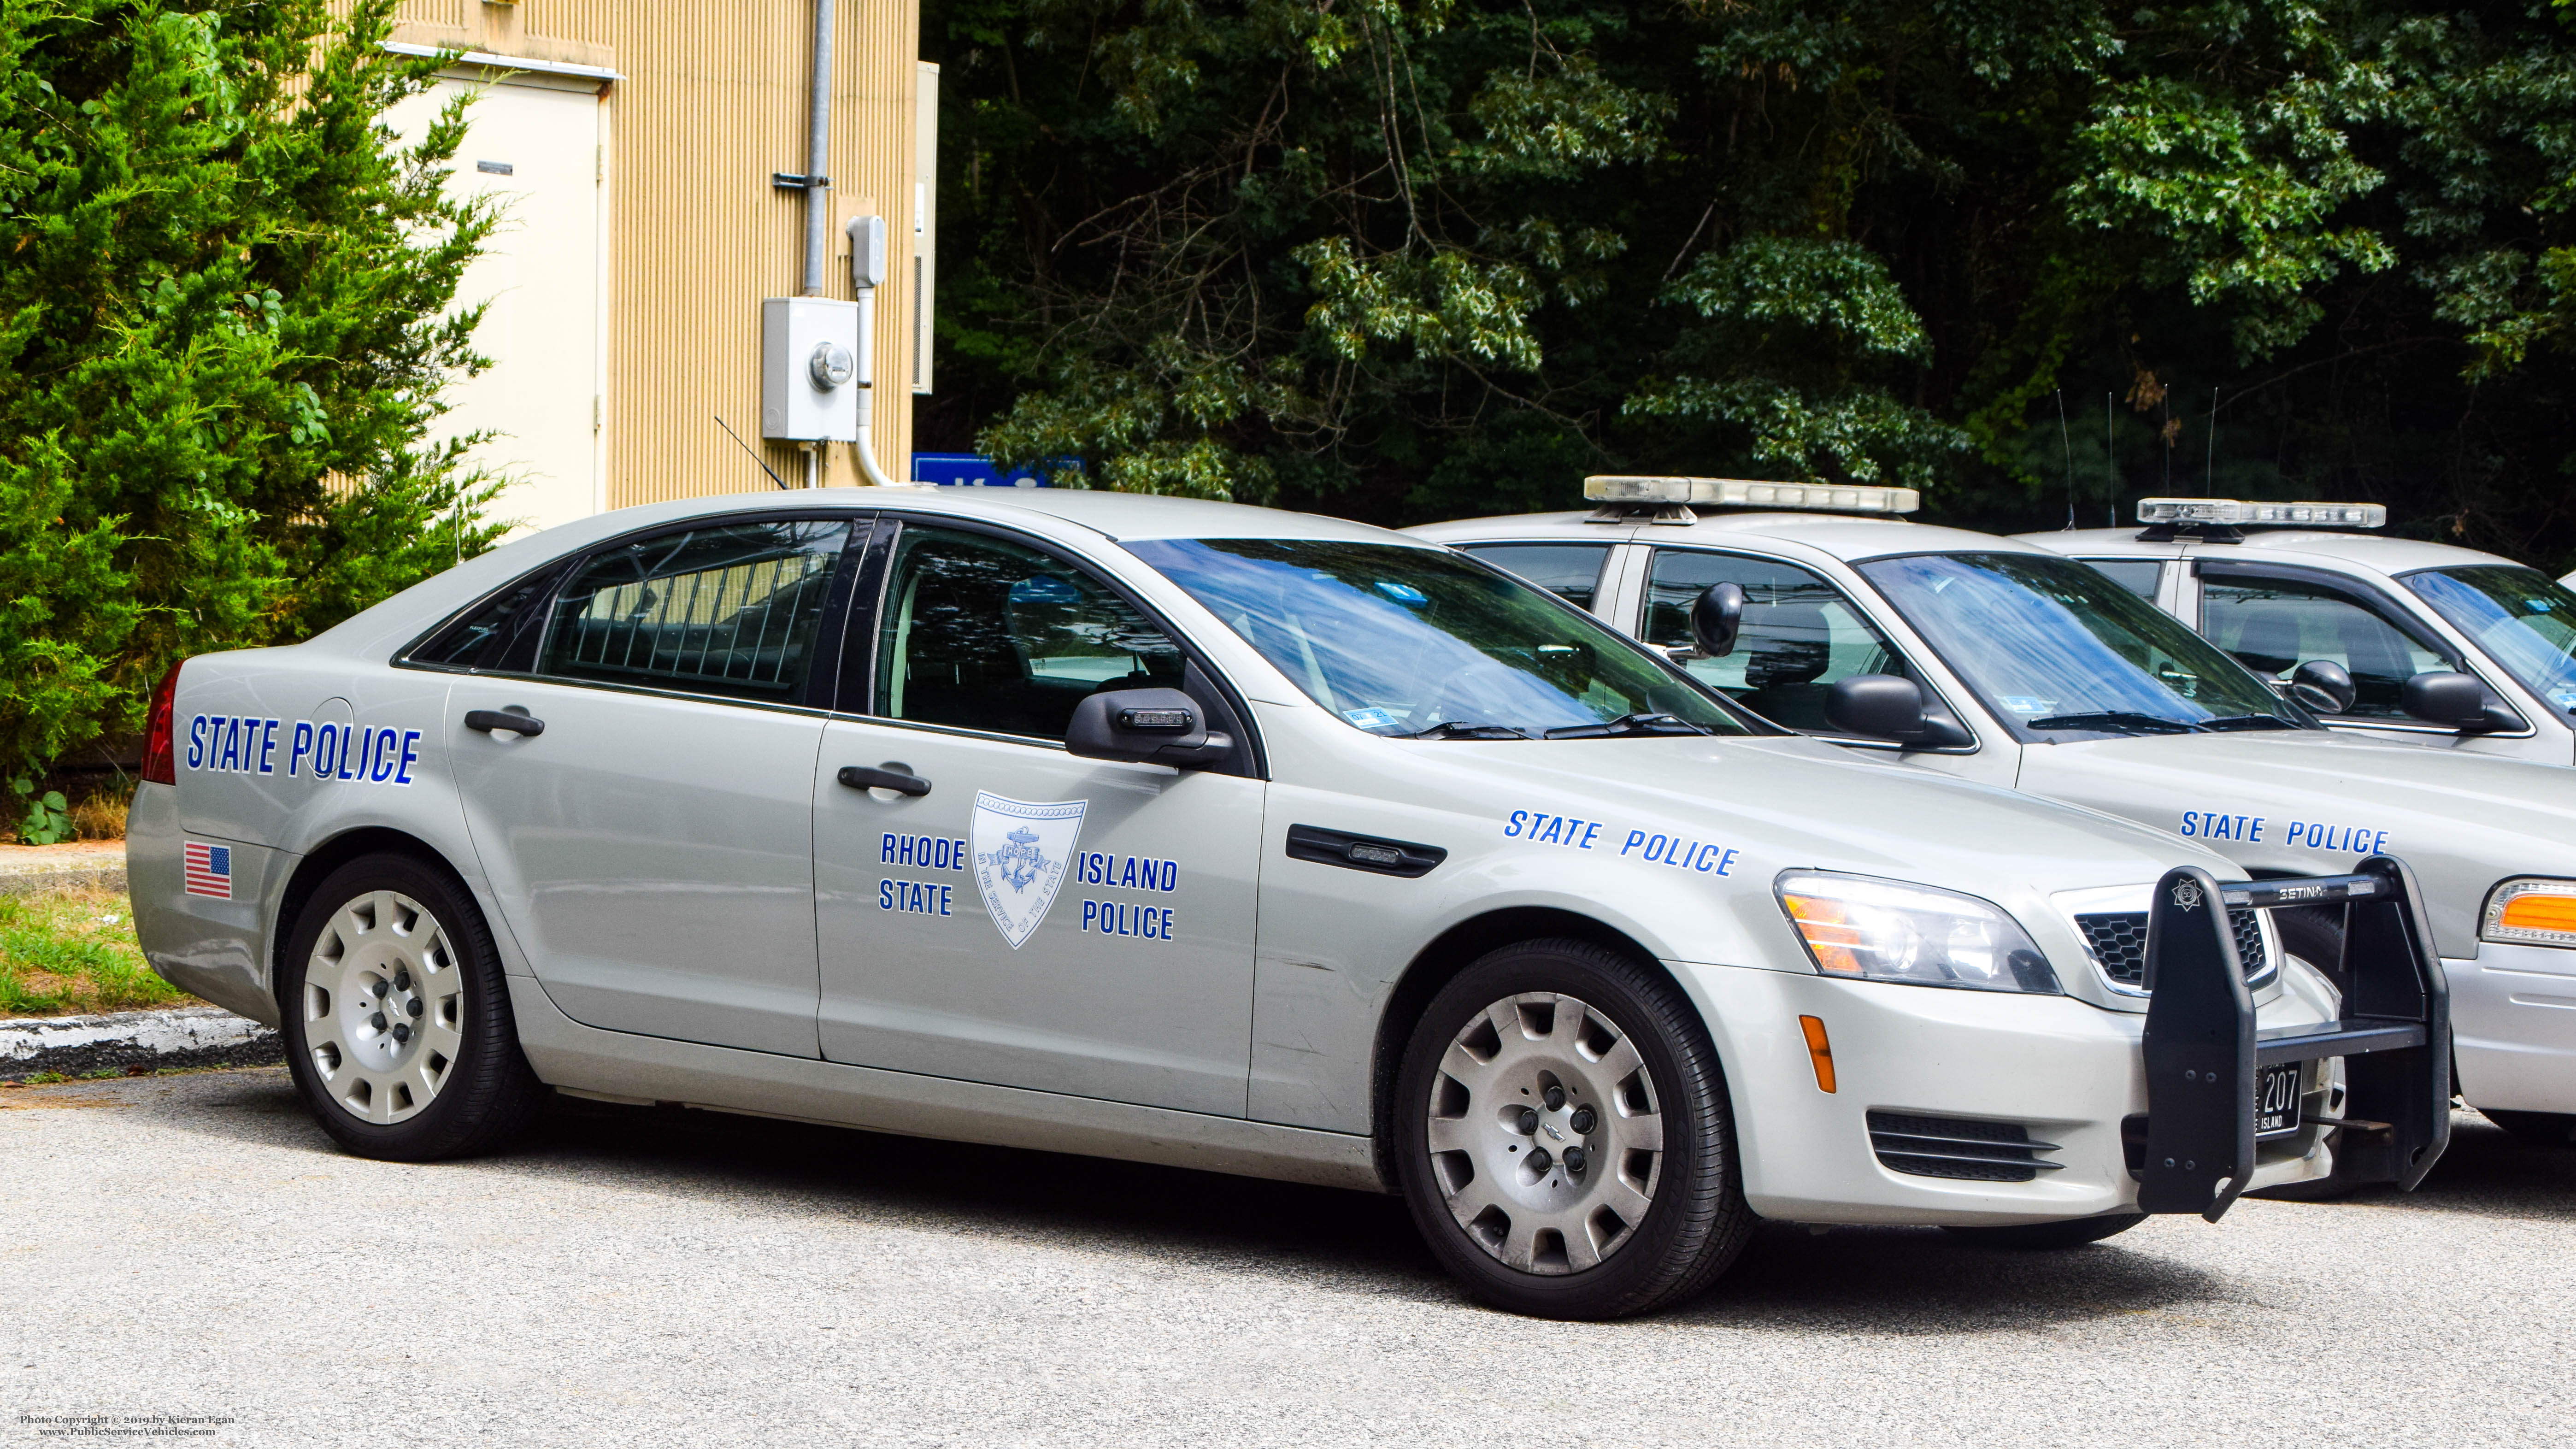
(406, 564), (566, 671)
(1458, 543), (1614, 611)
(875, 524), (1184, 740)
(1641, 550), (1905, 731)
(2079, 558), (2164, 600)
(539, 520), (851, 702)
(1127, 538), (1749, 738)
(1857, 552), (2304, 736)
(2201, 573), (2452, 722)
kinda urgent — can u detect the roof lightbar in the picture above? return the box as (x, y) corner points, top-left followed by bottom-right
(1584, 475), (1920, 517)
(2136, 497), (2386, 529)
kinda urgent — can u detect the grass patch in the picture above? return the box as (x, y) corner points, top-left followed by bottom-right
(0, 886), (192, 1016)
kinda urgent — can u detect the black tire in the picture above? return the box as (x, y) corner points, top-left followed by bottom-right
(2272, 906), (2346, 994)
(1392, 938), (1754, 1320)
(2483, 1109), (2576, 1147)
(277, 852), (546, 1161)
(1941, 1213), (2147, 1249)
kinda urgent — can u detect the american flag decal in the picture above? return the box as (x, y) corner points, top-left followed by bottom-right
(183, 841), (233, 900)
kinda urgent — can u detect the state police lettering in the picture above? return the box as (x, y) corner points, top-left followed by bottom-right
(1503, 810), (1605, 848)
(1075, 850), (1183, 942)
(879, 831), (967, 918)
(2180, 807), (2391, 857)
(184, 716), (421, 786)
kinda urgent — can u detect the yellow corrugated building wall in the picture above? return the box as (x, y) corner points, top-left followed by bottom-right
(388, 0), (922, 523)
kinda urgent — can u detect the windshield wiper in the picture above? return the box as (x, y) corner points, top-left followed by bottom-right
(1406, 720), (1533, 740)
(2197, 713), (2300, 731)
(1542, 712), (1711, 740)
(2023, 712), (2203, 736)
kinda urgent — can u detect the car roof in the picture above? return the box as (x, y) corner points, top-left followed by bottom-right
(1412, 509), (2046, 564)
(2017, 526), (2523, 578)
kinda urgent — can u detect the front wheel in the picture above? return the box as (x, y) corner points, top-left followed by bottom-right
(277, 853), (546, 1161)
(1393, 938), (1754, 1320)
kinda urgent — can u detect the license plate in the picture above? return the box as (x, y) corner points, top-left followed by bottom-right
(2255, 1061), (2304, 1137)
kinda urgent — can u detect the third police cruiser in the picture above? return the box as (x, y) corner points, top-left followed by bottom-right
(2016, 498), (2576, 767)
(1412, 477), (2576, 1148)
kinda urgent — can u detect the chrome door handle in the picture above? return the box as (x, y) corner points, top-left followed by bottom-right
(837, 763), (931, 797)
(464, 709), (546, 737)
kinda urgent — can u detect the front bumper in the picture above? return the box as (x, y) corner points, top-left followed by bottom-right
(2450, 943), (2576, 1115)
(1676, 857), (2449, 1227)
(1683, 966), (2341, 1227)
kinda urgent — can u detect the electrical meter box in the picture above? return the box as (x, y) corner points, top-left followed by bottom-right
(760, 296), (864, 442)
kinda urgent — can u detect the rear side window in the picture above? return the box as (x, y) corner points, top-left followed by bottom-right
(539, 520), (853, 703)
(404, 564), (569, 671)
(1458, 543), (1614, 611)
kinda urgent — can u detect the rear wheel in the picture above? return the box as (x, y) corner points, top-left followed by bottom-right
(2484, 1109), (2576, 1147)
(278, 853), (546, 1161)
(1393, 938), (1753, 1319)
(1941, 1213), (2146, 1249)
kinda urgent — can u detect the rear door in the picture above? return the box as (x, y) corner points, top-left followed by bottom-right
(809, 517), (1265, 1115)
(442, 513), (862, 1058)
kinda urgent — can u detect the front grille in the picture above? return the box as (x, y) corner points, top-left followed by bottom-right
(1867, 1112), (2063, 1182)
(2076, 907), (2267, 988)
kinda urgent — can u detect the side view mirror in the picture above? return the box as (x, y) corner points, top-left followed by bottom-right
(1690, 583), (1745, 659)
(1822, 674), (1978, 750)
(1066, 688), (1234, 768)
(1824, 674), (1926, 739)
(2288, 659), (2356, 715)
(2402, 670), (2523, 734)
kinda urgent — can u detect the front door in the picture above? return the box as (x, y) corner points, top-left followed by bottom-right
(812, 520), (1263, 1115)
(447, 515), (858, 1058)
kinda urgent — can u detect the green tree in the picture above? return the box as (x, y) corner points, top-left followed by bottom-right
(922, 0), (2576, 564)
(0, 0), (500, 810)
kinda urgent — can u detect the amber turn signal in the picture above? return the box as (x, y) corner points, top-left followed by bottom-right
(1798, 1014), (1836, 1094)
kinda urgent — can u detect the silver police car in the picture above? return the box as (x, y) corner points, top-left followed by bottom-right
(129, 487), (2441, 1319)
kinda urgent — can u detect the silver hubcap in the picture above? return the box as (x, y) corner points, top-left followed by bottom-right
(1424, 992), (1664, 1275)
(300, 889), (466, 1125)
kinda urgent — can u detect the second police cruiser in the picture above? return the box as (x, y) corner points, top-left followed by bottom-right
(1412, 477), (2576, 1149)
(129, 487), (2445, 1321)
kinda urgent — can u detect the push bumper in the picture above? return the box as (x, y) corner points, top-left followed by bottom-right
(2139, 855), (2451, 1222)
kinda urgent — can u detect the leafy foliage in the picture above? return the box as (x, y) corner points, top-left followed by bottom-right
(922, 0), (2576, 561)
(0, 0), (500, 808)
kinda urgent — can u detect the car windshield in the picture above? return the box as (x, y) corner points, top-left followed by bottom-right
(1126, 538), (1753, 738)
(2405, 565), (2576, 718)
(1855, 551), (2310, 736)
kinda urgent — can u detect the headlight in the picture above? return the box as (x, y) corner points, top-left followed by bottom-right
(1775, 872), (2062, 994)
(2482, 878), (2576, 947)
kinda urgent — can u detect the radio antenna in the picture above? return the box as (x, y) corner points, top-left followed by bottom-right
(716, 415), (790, 490)
(2105, 391), (2117, 527)
(2057, 389), (2076, 529)
(2204, 386), (2219, 495)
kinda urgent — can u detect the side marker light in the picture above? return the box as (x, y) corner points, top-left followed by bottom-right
(1798, 1015), (1836, 1094)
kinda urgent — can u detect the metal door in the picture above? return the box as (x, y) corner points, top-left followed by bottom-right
(811, 519), (1262, 1115)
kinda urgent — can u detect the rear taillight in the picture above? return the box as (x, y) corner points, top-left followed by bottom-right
(140, 662), (182, 785)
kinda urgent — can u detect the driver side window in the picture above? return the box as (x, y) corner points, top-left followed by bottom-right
(1641, 549), (1903, 731)
(2200, 573), (2452, 722)
(872, 524), (1184, 741)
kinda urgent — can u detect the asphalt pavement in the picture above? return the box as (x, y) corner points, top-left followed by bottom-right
(5, 1067), (2570, 1446)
